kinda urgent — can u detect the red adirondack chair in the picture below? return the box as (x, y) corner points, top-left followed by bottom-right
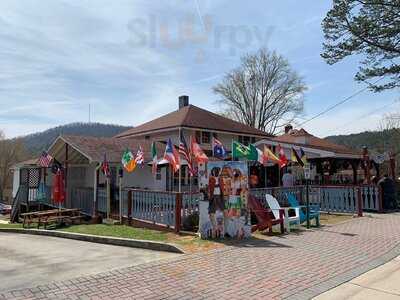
(248, 195), (284, 234)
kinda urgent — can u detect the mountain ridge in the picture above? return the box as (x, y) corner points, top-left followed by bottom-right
(17, 122), (132, 155)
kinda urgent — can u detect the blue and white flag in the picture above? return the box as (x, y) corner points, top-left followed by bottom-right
(212, 137), (227, 159)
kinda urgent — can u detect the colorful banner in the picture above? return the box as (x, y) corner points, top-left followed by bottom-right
(199, 161), (251, 239)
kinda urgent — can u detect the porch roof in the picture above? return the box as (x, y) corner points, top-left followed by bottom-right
(272, 128), (361, 157)
(48, 135), (165, 164)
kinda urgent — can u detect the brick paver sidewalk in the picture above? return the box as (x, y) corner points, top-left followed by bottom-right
(2, 214), (400, 300)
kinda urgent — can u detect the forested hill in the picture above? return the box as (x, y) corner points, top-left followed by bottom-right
(325, 128), (400, 152)
(21, 122), (131, 155)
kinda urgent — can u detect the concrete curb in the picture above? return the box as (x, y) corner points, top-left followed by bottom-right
(0, 228), (184, 254)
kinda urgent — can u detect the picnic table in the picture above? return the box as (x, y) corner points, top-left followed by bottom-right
(21, 208), (84, 229)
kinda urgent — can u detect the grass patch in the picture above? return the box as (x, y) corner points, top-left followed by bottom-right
(0, 223), (23, 229)
(60, 224), (170, 242)
(60, 224), (223, 253)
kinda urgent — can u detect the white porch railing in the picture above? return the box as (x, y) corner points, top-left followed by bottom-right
(250, 184), (382, 214)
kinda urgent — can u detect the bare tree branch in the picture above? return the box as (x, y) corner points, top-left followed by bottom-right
(213, 48), (306, 135)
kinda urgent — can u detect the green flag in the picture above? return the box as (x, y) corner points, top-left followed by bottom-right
(232, 141), (251, 160)
(151, 142), (157, 175)
(249, 144), (263, 163)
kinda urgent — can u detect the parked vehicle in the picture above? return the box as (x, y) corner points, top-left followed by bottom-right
(0, 202), (12, 215)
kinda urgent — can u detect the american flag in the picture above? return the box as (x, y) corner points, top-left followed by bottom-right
(37, 151), (53, 168)
(179, 134), (194, 176)
(135, 146), (144, 165)
(101, 153), (111, 177)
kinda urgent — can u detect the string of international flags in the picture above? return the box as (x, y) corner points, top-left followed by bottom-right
(111, 135), (308, 177)
(37, 135), (308, 177)
(36, 136), (307, 177)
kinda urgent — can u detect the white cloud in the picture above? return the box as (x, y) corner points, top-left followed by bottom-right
(0, 0), (397, 140)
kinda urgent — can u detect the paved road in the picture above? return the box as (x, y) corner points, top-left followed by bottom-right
(0, 233), (177, 293)
(1, 214), (400, 299)
(314, 255), (400, 299)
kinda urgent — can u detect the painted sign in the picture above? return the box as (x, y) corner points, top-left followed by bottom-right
(199, 161), (251, 239)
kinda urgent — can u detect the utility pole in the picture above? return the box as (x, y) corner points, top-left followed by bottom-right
(88, 104), (91, 124)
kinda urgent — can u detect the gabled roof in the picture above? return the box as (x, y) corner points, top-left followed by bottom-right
(48, 135), (165, 163)
(273, 128), (361, 156)
(115, 105), (271, 138)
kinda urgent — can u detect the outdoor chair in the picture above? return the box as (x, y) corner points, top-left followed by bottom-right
(287, 194), (320, 227)
(248, 195), (284, 234)
(265, 194), (300, 232)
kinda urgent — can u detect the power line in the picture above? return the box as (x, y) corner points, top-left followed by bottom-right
(297, 77), (384, 127)
(328, 98), (399, 134)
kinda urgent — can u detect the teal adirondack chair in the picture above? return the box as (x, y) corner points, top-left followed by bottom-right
(287, 194), (320, 227)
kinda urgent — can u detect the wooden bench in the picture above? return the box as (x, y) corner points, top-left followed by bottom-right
(21, 208), (83, 229)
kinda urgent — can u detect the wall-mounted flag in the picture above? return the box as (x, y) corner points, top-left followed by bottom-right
(179, 134), (194, 176)
(101, 153), (111, 177)
(232, 141), (251, 160)
(122, 150), (136, 173)
(212, 137), (227, 159)
(300, 148), (308, 165)
(164, 138), (180, 173)
(151, 142), (157, 175)
(291, 148), (304, 167)
(135, 146), (144, 165)
(38, 151), (53, 168)
(277, 145), (288, 168)
(249, 144), (264, 164)
(263, 145), (281, 165)
(191, 136), (208, 164)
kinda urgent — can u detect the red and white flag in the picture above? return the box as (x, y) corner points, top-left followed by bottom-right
(191, 136), (208, 164)
(135, 146), (144, 165)
(37, 151), (53, 168)
(164, 138), (180, 173)
(179, 134), (194, 176)
(277, 144), (288, 168)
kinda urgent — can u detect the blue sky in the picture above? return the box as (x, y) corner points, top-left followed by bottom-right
(0, 0), (398, 138)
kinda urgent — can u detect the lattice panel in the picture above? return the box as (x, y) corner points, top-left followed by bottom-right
(28, 168), (41, 188)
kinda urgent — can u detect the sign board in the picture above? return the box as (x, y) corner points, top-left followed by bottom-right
(198, 161), (251, 239)
(304, 163), (311, 180)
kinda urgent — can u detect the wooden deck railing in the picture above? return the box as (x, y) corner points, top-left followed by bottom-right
(250, 186), (304, 207)
(250, 184), (382, 215)
(123, 189), (202, 233)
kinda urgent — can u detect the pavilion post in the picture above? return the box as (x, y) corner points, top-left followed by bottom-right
(119, 168), (123, 224)
(64, 144), (69, 209)
(106, 177), (111, 220)
(178, 128), (182, 193)
(357, 187), (363, 217)
(93, 163), (100, 217)
(362, 146), (371, 184)
(351, 161), (358, 185)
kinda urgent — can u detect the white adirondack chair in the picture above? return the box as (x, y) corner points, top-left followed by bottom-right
(265, 194), (300, 232)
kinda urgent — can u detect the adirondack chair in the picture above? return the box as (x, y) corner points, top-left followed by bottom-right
(248, 195), (284, 234)
(265, 195), (300, 232)
(287, 194), (320, 227)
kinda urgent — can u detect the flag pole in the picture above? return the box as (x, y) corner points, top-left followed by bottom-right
(178, 128), (182, 193)
(231, 139), (234, 161)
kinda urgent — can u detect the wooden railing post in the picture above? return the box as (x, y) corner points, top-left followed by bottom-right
(357, 186), (363, 217)
(128, 190), (132, 225)
(175, 193), (182, 233)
